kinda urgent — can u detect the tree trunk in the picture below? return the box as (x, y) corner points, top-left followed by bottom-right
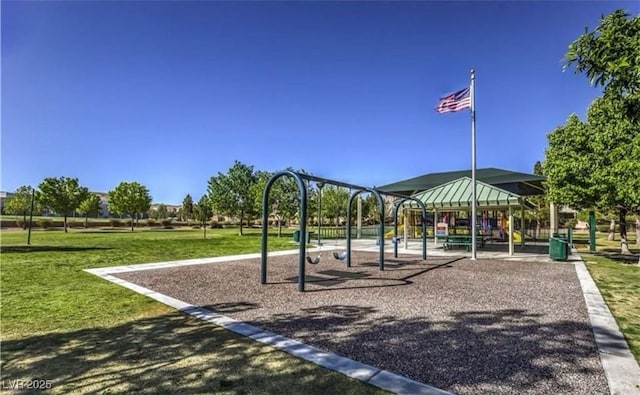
(130, 213), (135, 232)
(636, 215), (640, 245)
(85, 215), (88, 229)
(608, 218), (615, 241)
(619, 209), (630, 254)
(64, 215), (68, 233)
(239, 211), (244, 236)
(22, 212), (27, 230)
(277, 217), (282, 237)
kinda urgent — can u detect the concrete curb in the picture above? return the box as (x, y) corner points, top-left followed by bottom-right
(574, 255), (640, 395)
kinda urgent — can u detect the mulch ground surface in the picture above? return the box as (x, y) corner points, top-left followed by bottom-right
(115, 251), (608, 394)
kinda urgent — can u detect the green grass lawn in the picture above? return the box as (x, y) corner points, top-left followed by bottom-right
(575, 233), (640, 363)
(1, 228), (389, 394)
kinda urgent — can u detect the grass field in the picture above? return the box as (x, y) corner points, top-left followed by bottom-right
(574, 232), (640, 362)
(0, 228), (389, 394)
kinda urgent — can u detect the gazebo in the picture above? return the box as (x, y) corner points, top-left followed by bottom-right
(397, 176), (537, 256)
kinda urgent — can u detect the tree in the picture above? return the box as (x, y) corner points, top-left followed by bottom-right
(78, 193), (102, 228)
(193, 195), (213, 239)
(108, 182), (152, 231)
(565, 10), (640, 97)
(526, 161), (549, 238)
(182, 194), (194, 224)
(155, 204), (168, 220)
(38, 177), (89, 233)
(268, 168), (301, 237)
(322, 185), (350, 226)
(4, 186), (38, 229)
(548, 9), (640, 258)
(250, 170), (271, 227)
(544, 96), (639, 254)
(207, 161), (256, 236)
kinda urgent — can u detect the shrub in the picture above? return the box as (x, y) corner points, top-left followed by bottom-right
(146, 219), (157, 227)
(109, 219), (123, 228)
(210, 221), (223, 229)
(15, 220), (25, 229)
(39, 219), (53, 229)
(161, 219), (172, 227)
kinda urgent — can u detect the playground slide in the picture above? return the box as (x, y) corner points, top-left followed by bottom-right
(384, 224), (404, 238)
(512, 231), (521, 243)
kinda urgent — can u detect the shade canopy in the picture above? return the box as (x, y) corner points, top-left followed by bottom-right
(379, 167), (545, 197)
(401, 177), (535, 210)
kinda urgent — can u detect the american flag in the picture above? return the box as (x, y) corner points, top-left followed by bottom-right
(435, 87), (471, 113)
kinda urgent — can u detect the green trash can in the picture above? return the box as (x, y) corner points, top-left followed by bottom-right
(293, 230), (314, 243)
(549, 237), (568, 261)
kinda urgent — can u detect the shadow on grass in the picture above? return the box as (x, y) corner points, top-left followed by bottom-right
(588, 249), (640, 264)
(0, 245), (112, 253)
(0, 311), (385, 395)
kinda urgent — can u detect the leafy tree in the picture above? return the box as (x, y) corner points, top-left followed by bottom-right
(362, 193), (378, 224)
(544, 97), (639, 254)
(565, 10), (640, 97)
(193, 195), (213, 224)
(525, 161), (549, 237)
(78, 193), (102, 228)
(4, 185), (39, 229)
(108, 182), (152, 231)
(548, 9), (640, 258)
(267, 168), (301, 237)
(193, 195), (213, 239)
(155, 204), (168, 220)
(182, 194), (194, 224)
(322, 185), (350, 226)
(250, 170), (271, 227)
(38, 177), (89, 233)
(207, 161), (256, 236)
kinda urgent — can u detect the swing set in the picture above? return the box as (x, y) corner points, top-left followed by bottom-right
(260, 170), (428, 292)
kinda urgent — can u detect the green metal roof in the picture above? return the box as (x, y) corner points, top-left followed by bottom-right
(402, 177), (536, 210)
(378, 167), (545, 196)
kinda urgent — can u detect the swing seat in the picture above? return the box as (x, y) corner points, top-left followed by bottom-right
(306, 255), (321, 264)
(333, 251), (347, 260)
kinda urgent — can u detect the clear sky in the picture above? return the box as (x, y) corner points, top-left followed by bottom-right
(2, 1), (638, 204)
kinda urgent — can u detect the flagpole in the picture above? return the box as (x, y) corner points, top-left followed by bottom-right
(470, 68), (477, 260)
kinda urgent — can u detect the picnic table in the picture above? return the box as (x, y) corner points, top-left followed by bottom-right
(442, 234), (485, 251)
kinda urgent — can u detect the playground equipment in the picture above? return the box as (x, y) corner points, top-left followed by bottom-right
(306, 182), (324, 265)
(260, 171), (428, 292)
(385, 224), (404, 238)
(512, 230), (522, 243)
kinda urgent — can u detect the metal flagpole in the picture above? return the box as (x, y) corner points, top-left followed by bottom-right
(470, 68), (477, 260)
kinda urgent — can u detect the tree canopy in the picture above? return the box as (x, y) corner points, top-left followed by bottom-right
(182, 194), (194, 223)
(78, 193), (102, 228)
(4, 185), (38, 229)
(38, 177), (89, 233)
(108, 182), (152, 231)
(546, 9), (640, 254)
(207, 161), (257, 235)
(565, 9), (640, 97)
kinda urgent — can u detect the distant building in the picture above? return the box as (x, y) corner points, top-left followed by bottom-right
(93, 192), (110, 217)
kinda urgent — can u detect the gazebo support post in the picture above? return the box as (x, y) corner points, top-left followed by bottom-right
(508, 205), (514, 256)
(520, 202), (525, 247)
(403, 208), (408, 249)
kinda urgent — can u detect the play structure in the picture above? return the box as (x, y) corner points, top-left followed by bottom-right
(260, 170), (428, 292)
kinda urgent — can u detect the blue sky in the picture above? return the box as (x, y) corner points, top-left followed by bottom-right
(2, 1), (638, 204)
